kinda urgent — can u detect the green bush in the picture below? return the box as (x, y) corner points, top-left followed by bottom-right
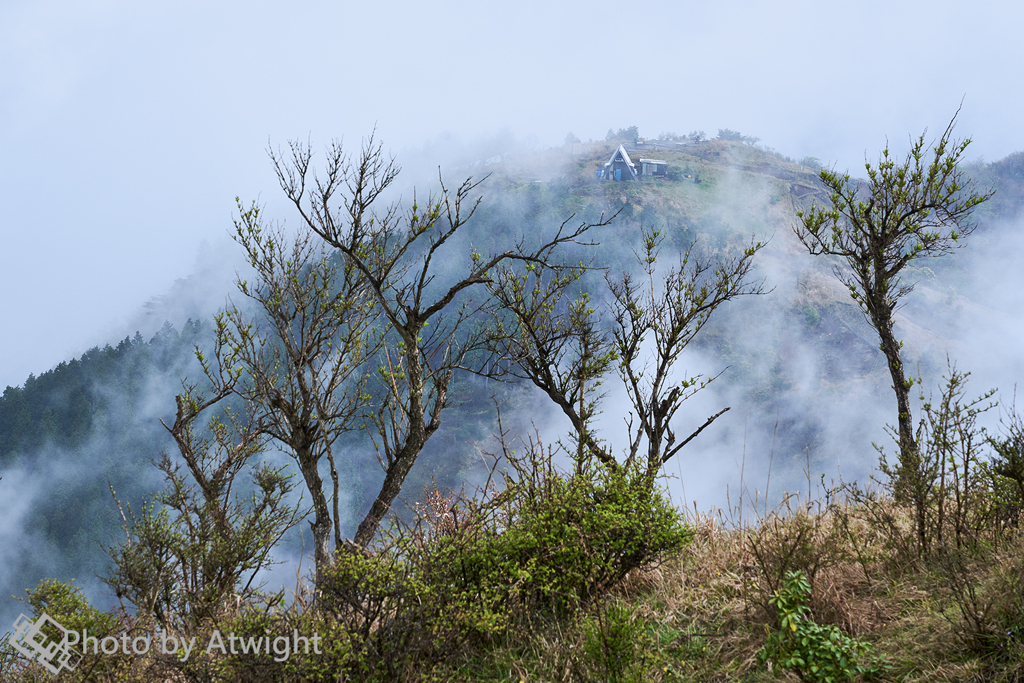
(760, 571), (886, 683)
(19, 578), (120, 640)
(315, 447), (691, 677)
(471, 460), (691, 614)
(1, 579), (123, 681)
(213, 607), (355, 683)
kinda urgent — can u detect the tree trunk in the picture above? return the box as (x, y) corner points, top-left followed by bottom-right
(872, 300), (924, 548)
(353, 442), (423, 547)
(353, 343), (440, 548)
(295, 445), (333, 592)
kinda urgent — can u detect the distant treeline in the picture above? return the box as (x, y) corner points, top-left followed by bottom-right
(968, 151), (1024, 222)
(0, 319), (207, 463)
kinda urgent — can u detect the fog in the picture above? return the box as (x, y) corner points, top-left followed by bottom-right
(4, 0), (1024, 633)
(4, 0), (1024, 388)
(3, 137), (1023, 631)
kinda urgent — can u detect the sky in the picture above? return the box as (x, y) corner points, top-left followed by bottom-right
(2, 0), (1023, 389)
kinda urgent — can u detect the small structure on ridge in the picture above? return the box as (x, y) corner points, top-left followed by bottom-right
(599, 144), (667, 181)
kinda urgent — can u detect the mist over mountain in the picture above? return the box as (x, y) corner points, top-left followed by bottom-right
(2, 131), (1023, 631)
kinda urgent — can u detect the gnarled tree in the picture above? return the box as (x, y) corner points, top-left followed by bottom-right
(220, 206), (375, 588)
(610, 230), (766, 483)
(268, 135), (611, 549)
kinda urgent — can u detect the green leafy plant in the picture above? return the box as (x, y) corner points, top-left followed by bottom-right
(467, 433), (693, 616)
(760, 571), (885, 683)
(214, 607), (356, 683)
(577, 601), (649, 683)
(103, 381), (303, 631)
(19, 578), (120, 639)
(875, 363), (997, 557)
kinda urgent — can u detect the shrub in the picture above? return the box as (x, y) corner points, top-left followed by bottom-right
(1, 579), (123, 681)
(759, 571), (886, 683)
(989, 393), (1024, 519)
(19, 578), (120, 642)
(746, 494), (853, 610)
(465, 454), (692, 616)
(492, 450), (686, 623)
(576, 601), (650, 683)
(213, 607), (355, 683)
(103, 444), (302, 629)
(315, 439), (692, 677)
(875, 364), (997, 557)
(987, 542), (1024, 664)
(938, 535), (1024, 659)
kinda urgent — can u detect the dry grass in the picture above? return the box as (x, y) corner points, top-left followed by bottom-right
(570, 493), (1024, 683)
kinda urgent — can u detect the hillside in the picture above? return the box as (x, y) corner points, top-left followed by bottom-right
(3, 134), (1018, 568)
(2, 132), (1024, 681)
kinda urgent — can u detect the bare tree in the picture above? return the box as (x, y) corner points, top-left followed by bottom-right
(793, 110), (993, 498)
(489, 226), (766, 481)
(610, 230), (766, 482)
(486, 247), (618, 471)
(220, 204), (374, 587)
(270, 135), (611, 548)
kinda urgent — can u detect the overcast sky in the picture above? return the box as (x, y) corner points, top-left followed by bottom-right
(2, 0), (1021, 389)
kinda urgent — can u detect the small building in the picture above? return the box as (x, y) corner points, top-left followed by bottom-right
(639, 158), (668, 177)
(602, 144), (638, 181)
(599, 145), (668, 181)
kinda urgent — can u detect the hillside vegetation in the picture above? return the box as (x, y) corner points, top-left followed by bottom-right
(3, 130), (1024, 681)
